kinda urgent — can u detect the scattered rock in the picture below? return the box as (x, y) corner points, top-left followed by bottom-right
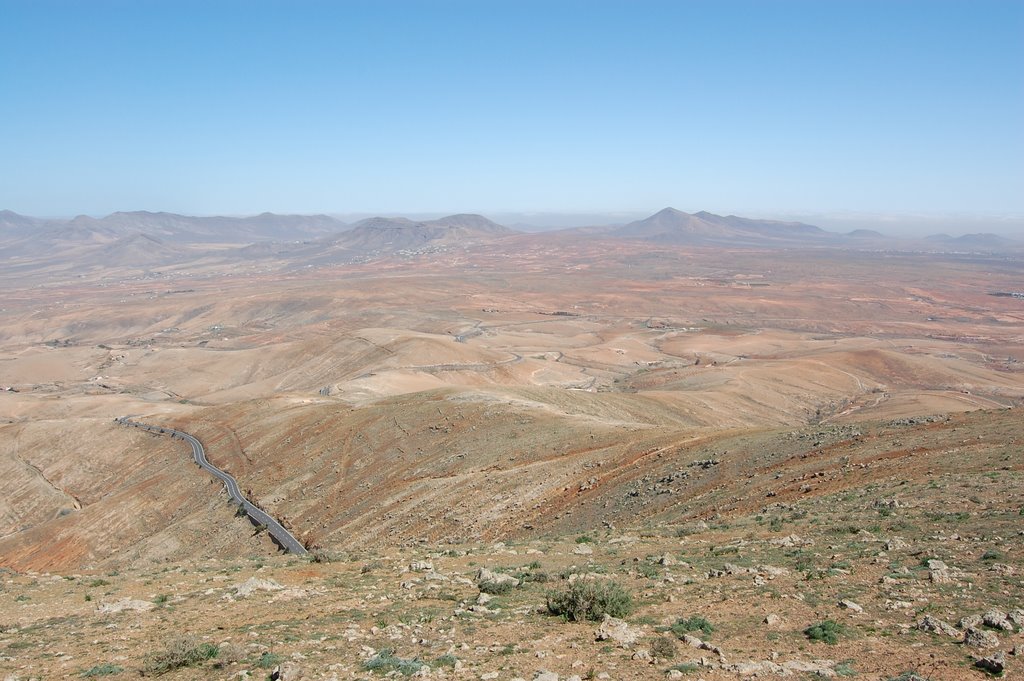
(1008, 609), (1024, 629)
(658, 553), (677, 566)
(884, 537), (909, 550)
(269, 662), (304, 681)
(595, 614), (640, 646)
(726, 661), (787, 676)
(982, 609), (1014, 631)
(534, 671), (558, 681)
(757, 565), (788, 578)
(97, 598), (155, 614)
(410, 560), (433, 572)
(630, 649), (651, 661)
(475, 567), (520, 590)
(918, 615), (960, 638)
(963, 626), (1000, 649)
(769, 534), (811, 547)
(573, 544), (593, 555)
(974, 652), (1006, 675)
(959, 614), (984, 630)
(232, 577), (284, 598)
(763, 614), (782, 626)
(838, 599), (863, 613)
(679, 635), (724, 659)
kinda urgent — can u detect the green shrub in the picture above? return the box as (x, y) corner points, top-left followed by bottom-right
(546, 579), (633, 621)
(364, 648), (426, 676)
(835, 659), (858, 676)
(479, 579), (515, 595)
(434, 654), (458, 668)
(667, 662), (700, 674)
(141, 635), (219, 675)
(804, 620), (845, 644)
(636, 562), (661, 579)
(671, 615), (714, 638)
(256, 652), (283, 669)
(80, 664), (124, 677)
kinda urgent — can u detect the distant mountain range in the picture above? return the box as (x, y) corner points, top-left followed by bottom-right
(0, 208), (1020, 278)
(332, 213), (511, 253)
(607, 207), (829, 245)
(0, 209), (345, 243)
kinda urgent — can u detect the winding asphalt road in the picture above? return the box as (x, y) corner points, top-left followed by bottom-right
(116, 417), (307, 555)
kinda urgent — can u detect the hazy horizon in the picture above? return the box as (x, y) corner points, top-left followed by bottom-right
(5, 206), (1022, 239)
(2, 1), (1022, 227)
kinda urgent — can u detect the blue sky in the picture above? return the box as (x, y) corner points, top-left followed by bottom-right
(1, 0), (1022, 230)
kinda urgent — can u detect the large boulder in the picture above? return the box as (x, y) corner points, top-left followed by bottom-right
(595, 614), (640, 646)
(963, 627), (1000, 649)
(918, 615), (959, 638)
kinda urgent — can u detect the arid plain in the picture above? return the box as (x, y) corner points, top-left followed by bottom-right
(1, 217), (1023, 680)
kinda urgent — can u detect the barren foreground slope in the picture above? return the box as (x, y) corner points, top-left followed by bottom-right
(0, 237), (1022, 678)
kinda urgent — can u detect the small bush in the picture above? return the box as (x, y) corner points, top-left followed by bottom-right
(309, 548), (336, 563)
(648, 635), (676, 659)
(671, 615), (714, 639)
(835, 659), (858, 676)
(141, 635), (219, 675)
(80, 664), (124, 677)
(521, 571), (550, 584)
(364, 648), (426, 676)
(546, 579), (633, 621)
(804, 619), (845, 644)
(667, 662), (700, 674)
(434, 653), (458, 668)
(256, 652), (283, 669)
(479, 579), (515, 595)
(575, 535), (594, 544)
(636, 562), (661, 579)
(215, 643), (246, 665)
